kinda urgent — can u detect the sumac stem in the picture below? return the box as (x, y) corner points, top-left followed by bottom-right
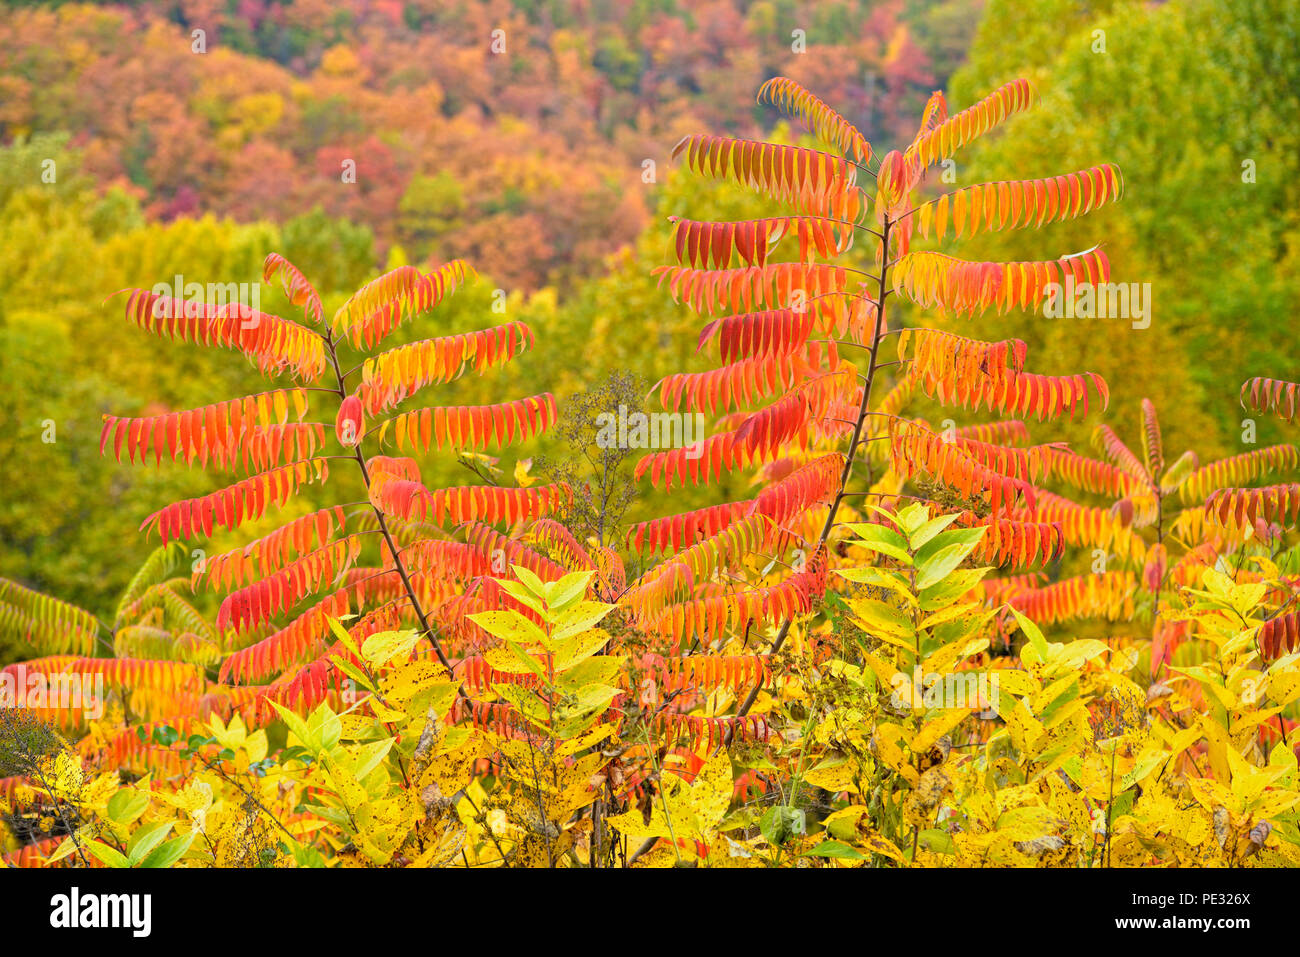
(322, 329), (452, 671)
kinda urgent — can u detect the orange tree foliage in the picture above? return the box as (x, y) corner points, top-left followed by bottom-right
(0, 0), (954, 291)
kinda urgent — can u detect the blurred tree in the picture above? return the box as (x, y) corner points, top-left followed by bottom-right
(279, 206), (376, 292)
(397, 172), (466, 257)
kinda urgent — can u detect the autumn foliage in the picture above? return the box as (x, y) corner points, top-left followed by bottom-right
(3, 68), (1300, 872)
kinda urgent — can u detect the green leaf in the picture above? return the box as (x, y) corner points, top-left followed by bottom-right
(43, 837), (82, 865)
(139, 831), (197, 869)
(492, 682), (550, 727)
(303, 804), (352, 828)
(920, 829), (956, 855)
(995, 806), (1055, 842)
(1120, 750), (1168, 792)
(553, 625), (612, 671)
(883, 502), (928, 536)
(551, 601), (616, 643)
(1009, 607), (1049, 662)
(468, 609), (549, 648)
(306, 702), (342, 752)
(504, 639), (548, 681)
(805, 839), (866, 860)
(269, 700), (313, 751)
(567, 682), (620, 714)
(360, 629), (422, 668)
(843, 523), (913, 565)
(86, 841), (131, 869)
(915, 540), (980, 591)
(760, 805), (806, 846)
(833, 566), (917, 604)
(153, 725), (179, 746)
(107, 788), (150, 826)
(919, 568), (991, 611)
(292, 843), (327, 868)
(555, 655), (623, 692)
(127, 820), (174, 865)
(349, 738), (395, 781)
(848, 597), (915, 640)
(908, 512), (961, 551)
(329, 654), (377, 694)
(494, 579), (546, 615)
(510, 565), (549, 598)
(326, 616), (364, 660)
(918, 601), (984, 633)
(914, 525), (985, 566)
(547, 571), (594, 610)
(1036, 675), (1081, 724)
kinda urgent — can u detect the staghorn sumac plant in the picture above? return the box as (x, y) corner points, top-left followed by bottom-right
(98, 254), (569, 721)
(619, 75), (1121, 754)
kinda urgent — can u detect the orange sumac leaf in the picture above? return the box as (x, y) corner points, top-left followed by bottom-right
(197, 506), (349, 590)
(1240, 377), (1300, 424)
(758, 76), (872, 163)
(1179, 444), (1298, 502)
(141, 459), (330, 545)
(331, 260), (475, 346)
(1023, 491), (1145, 561)
(1008, 571), (1137, 626)
(383, 393), (557, 453)
(100, 388), (315, 469)
(672, 135), (862, 220)
(369, 475), (571, 528)
(628, 503), (752, 555)
(623, 515), (774, 619)
(116, 289), (326, 380)
(697, 308), (820, 362)
(1205, 484), (1300, 528)
(909, 165), (1123, 240)
(1258, 611), (1300, 660)
(654, 262), (852, 316)
(669, 216), (854, 270)
(263, 252), (323, 324)
(904, 78), (1037, 173)
(216, 536), (365, 632)
(1041, 447), (1140, 498)
(651, 712), (771, 750)
(358, 321), (535, 413)
(336, 395), (365, 448)
(886, 421), (1036, 516)
(892, 248), (1110, 317)
(658, 353), (810, 415)
(0, 578), (100, 656)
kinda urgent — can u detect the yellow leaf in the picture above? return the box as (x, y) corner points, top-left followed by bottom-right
(361, 629), (422, 668)
(804, 757), (861, 793)
(514, 458), (537, 488)
(914, 708), (973, 754)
